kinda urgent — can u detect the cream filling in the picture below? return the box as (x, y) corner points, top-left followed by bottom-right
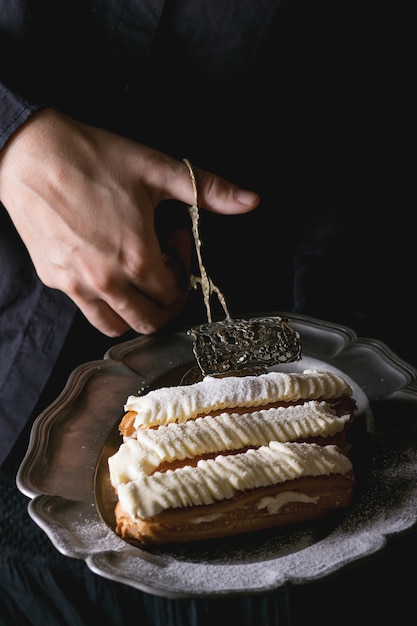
(190, 492), (319, 523)
(116, 441), (352, 519)
(256, 491), (319, 514)
(125, 369), (352, 429)
(108, 401), (350, 488)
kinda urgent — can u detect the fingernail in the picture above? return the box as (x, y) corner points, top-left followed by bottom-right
(236, 189), (259, 206)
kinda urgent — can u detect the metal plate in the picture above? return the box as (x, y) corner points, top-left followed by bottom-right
(16, 312), (417, 598)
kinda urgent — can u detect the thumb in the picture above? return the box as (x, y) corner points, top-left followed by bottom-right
(191, 163), (260, 215)
(163, 157), (260, 215)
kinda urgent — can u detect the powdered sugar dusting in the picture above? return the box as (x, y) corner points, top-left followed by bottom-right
(89, 403), (417, 596)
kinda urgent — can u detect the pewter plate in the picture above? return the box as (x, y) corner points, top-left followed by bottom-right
(16, 312), (417, 599)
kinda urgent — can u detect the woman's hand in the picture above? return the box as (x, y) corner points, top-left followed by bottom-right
(0, 109), (259, 336)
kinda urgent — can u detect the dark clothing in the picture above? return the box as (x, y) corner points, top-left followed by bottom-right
(0, 1), (412, 625)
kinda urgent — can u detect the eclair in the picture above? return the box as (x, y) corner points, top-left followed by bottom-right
(108, 369), (358, 546)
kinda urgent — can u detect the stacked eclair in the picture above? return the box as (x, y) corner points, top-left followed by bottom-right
(108, 369), (357, 546)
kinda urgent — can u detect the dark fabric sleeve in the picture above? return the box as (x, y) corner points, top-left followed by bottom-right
(0, 0), (44, 149)
(0, 82), (41, 151)
(0, 210), (78, 467)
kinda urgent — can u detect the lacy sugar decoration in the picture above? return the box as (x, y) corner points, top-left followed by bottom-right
(182, 158), (302, 376)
